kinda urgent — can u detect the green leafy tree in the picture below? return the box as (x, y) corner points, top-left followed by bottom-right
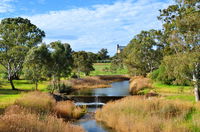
(123, 30), (164, 76)
(49, 41), (73, 92)
(110, 53), (125, 73)
(72, 51), (94, 76)
(87, 52), (99, 63)
(158, 0), (200, 101)
(23, 44), (50, 90)
(0, 17), (45, 90)
(97, 48), (109, 60)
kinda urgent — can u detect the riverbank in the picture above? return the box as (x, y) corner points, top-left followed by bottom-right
(0, 91), (86, 132)
(65, 75), (130, 89)
(96, 96), (200, 132)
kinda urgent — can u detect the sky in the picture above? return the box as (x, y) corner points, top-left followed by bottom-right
(0, 0), (174, 55)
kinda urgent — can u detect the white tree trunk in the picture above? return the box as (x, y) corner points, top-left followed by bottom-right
(193, 73), (200, 102)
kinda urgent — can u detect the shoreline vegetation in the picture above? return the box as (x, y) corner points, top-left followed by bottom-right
(95, 96), (200, 132)
(0, 91), (86, 132)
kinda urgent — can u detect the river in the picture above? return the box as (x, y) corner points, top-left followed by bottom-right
(72, 80), (130, 132)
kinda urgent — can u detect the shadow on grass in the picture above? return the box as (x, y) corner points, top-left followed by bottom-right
(0, 89), (32, 95)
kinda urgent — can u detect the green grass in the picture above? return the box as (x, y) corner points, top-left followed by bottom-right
(0, 79), (49, 109)
(91, 63), (128, 75)
(152, 82), (195, 102)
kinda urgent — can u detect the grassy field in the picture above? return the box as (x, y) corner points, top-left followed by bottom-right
(0, 79), (49, 109)
(90, 63), (128, 75)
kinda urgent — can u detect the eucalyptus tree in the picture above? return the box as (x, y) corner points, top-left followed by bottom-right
(72, 51), (94, 76)
(123, 30), (164, 76)
(158, 0), (200, 101)
(0, 17), (45, 90)
(49, 41), (73, 90)
(23, 44), (50, 90)
(97, 48), (109, 60)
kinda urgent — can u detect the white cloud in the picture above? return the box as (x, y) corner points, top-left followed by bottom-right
(0, 0), (14, 13)
(26, 0), (173, 55)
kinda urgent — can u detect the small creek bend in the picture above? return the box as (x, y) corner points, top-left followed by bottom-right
(69, 80), (130, 132)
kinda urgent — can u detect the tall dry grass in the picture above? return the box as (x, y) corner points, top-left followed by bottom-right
(95, 97), (198, 132)
(14, 91), (56, 114)
(129, 76), (152, 95)
(13, 91), (86, 119)
(65, 75), (130, 89)
(0, 105), (84, 132)
(53, 101), (86, 119)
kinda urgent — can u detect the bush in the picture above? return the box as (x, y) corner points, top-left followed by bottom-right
(59, 83), (73, 93)
(0, 105), (85, 132)
(149, 65), (191, 86)
(14, 91), (56, 114)
(129, 76), (152, 95)
(53, 101), (86, 119)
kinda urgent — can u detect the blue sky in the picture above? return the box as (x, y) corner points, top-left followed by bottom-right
(0, 0), (173, 55)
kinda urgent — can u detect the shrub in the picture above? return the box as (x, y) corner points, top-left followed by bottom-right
(0, 105), (85, 132)
(129, 76), (152, 95)
(14, 91), (56, 114)
(53, 101), (86, 119)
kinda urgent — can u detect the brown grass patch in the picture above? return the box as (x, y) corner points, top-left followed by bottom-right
(65, 75), (130, 89)
(14, 91), (56, 114)
(129, 76), (152, 95)
(96, 97), (196, 132)
(53, 101), (86, 119)
(0, 105), (84, 132)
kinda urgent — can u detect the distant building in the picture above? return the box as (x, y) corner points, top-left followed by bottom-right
(117, 44), (125, 54)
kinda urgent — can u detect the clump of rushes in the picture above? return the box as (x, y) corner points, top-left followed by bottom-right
(129, 76), (152, 95)
(14, 91), (56, 114)
(0, 105), (85, 132)
(13, 91), (86, 120)
(53, 101), (87, 119)
(96, 97), (199, 132)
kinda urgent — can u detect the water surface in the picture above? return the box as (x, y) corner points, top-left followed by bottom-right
(71, 81), (130, 96)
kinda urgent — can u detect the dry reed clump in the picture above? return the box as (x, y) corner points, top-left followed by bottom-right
(53, 101), (86, 119)
(95, 97), (196, 132)
(14, 91), (56, 114)
(129, 76), (152, 95)
(0, 105), (85, 132)
(66, 75), (130, 89)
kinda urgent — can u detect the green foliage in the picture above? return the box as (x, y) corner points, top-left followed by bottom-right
(23, 44), (50, 90)
(97, 48), (109, 60)
(49, 41), (73, 78)
(47, 83), (72, 94)
(110, 53), (125, 73)
(0, 17), (45, 90)
(123, 30), (163, 76)
(72, 51), (94, 76)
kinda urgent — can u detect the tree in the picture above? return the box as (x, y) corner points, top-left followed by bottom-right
(23, 44), (50, 90)
(110, 53), (125, 73)
(72, 51), (94, 76)
(49, 41), (73, 92)
(123, 30), (164, 76)
(97, 48), (109, 60)
(0, 17), (45, 90)
(158, 0), (200, 101)
(87, 52), (99, 63)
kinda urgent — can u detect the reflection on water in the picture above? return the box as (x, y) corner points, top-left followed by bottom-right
(71, 81), (130, 96)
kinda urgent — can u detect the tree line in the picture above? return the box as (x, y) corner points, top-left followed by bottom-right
(122, 0), (200, 101)
(0, 17), (110, 91)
